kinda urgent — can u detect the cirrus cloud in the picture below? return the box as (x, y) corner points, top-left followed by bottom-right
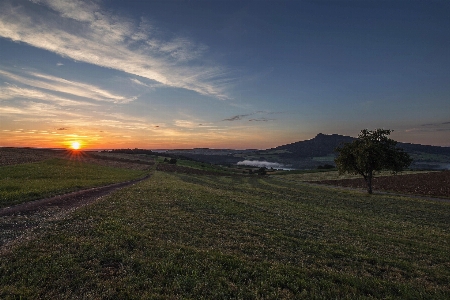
(0, 0), (231, 99)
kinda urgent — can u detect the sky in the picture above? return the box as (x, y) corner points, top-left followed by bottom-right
(0, 0), (449, 150)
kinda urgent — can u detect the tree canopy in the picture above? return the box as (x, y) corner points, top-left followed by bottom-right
(334, 129), (412, 194)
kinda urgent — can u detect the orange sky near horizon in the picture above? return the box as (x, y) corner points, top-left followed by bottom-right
(0, 126), (296, 150)
(2, 125), (449, 150)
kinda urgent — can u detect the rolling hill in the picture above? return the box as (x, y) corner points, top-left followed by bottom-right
(159, 133), (450, 170)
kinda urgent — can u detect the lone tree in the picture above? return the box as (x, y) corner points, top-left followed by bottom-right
(334, 129), (412, 194)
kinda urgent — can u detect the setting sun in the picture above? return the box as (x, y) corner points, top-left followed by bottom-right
(71, 141), (81, 150)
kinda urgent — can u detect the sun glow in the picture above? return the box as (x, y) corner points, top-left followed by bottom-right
(71, 141), (81, 150)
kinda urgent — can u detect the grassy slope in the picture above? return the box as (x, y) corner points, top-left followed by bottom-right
(275, 169), (432, 181)
(1, 171), (449, 299)
(157, 156), (234, 174)
(0, 158), (148, 208)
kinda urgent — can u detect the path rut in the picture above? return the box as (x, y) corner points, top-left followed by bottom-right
(0, 174), (150, 252)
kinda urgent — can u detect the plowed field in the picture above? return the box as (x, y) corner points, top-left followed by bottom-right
(313, 171), (450, 198)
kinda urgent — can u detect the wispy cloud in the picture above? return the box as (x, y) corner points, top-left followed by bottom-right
(222, 114), (253, 121)
(406, 121), (450, 133)
(0, 70), (134, 103)
(130, 78), (150, 87)
(0, 0), (231, 99)
(249, 118), (273, 122)
(222, 111), (282, 122)
(421, 122), (450, 132)
(174, 120), (199, 129)
(0, 98), (90, 118)
(0, 84), (97, 106)
(1, 103), (157, 134)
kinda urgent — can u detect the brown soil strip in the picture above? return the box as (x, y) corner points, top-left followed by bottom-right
(0, 175), (150, 251)
(309, 171), (450, 200)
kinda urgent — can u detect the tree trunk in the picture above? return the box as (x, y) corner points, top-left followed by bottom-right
(366, 172), (373, 194)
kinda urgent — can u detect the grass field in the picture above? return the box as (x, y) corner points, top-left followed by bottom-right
(168, 157), (231, 173)
(0, 158), (148, 208)
(275, 169), (432, 181)
(1, 171), (449, 299)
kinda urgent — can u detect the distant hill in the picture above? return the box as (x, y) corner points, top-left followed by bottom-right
(270, 133), (450, 158)
(154, 133), (450, 170)
(272, 133), (354, 158)
(263, 133), (450, 169)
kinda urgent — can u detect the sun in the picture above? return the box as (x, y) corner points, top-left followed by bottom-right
(71, 141), (81, 150)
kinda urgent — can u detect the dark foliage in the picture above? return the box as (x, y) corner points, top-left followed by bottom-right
(335, 129), (412, 194)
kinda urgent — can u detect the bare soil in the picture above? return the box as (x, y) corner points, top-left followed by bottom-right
(312, 171), (450, 198)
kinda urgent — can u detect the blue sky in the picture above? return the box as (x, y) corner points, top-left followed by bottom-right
(1, 0), (449, 149)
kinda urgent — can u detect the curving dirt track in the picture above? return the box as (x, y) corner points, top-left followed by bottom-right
(312, 171), (450, 199)
(0, 173), (150, 252)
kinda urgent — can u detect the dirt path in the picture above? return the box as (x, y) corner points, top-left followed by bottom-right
(0, 175), (151, 252)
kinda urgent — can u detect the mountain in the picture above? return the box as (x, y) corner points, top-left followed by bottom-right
(162, 133), (450, 170)
(263, 133), (450, 169)
(271, 133), (450, 158)
(272, 133), (354, 158)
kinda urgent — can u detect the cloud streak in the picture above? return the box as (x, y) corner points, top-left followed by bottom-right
(0, 101), (74, 117)
(406, 121), (450, 133)
(222, 114), (253, 121)
(0, 0), (230, 99)
(222, 111), (282, 122)
(0, 70), (133, 103)
(249, 118), (273, 122)
(0, 84), (97, 107)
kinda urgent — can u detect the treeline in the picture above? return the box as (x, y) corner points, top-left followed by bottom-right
(102, 148), (155, 155)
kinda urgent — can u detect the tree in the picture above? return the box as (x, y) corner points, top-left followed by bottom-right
(257, 167), (267, 175)
(334, 129), (412, 194)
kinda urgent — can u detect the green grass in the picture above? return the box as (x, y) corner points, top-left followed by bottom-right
(157, 156), (236, 174)
(175, 158), (230, 173)
(1, 171), (449, 299)
(275, 169), (433, 181)
(0, 158), (148, 208)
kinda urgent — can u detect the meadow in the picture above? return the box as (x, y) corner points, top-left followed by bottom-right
(0, 158), (148, 208)
(1, 167), (449, 299)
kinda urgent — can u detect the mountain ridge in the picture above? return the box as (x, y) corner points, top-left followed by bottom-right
(270, 133), (450, 158)
(160, 133), (450, 170)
